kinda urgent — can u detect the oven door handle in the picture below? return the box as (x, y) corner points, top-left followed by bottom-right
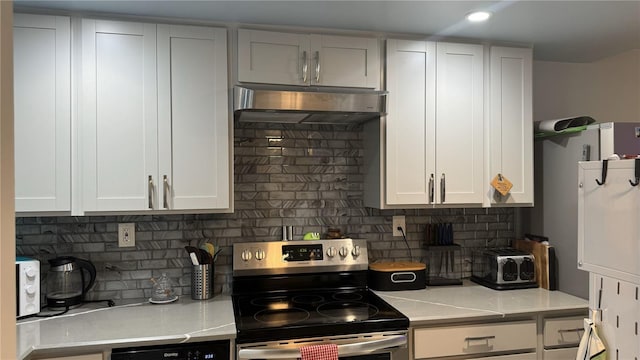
(237, 334), (407, 359)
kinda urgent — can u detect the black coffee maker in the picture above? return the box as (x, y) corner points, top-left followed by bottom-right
(46, 256), (96, 308)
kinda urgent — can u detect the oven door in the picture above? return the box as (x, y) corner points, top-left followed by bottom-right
(237, 331), (407, 360)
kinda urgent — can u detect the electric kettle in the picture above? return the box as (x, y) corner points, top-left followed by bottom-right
(46, 256), (96, 308)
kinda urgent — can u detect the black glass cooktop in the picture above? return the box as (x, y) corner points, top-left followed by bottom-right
(232, 288), (409, 344)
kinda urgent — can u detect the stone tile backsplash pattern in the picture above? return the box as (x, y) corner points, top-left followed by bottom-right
(16, 122), (514, 304)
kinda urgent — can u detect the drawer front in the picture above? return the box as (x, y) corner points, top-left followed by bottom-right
(414, 321), (537, 359)
(482, 352), (537, 360)
(543, 316), (584, 348)
(544, 347), (579, 360)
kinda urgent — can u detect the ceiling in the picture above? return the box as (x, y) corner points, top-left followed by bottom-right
(14, 0), (640, 63)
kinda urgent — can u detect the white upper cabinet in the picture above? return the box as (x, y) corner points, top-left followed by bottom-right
(157, 24), (229, 210)
(237, 29), (380, 89)
(487, 46), (533, 206)
(435, 42), (484, 205)
(308, 34), (380, 88)
(81, 19), (158, 212)
(385, 39), (436, 205)
(237, 29), (308, 86)
(379, 39), (483, 208)
(14, 14), (71, 213)
(82, 19), (230, 213)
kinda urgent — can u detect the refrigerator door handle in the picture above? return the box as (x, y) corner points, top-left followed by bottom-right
(629, 158), (640, 186)
(595, 159), (608, 186)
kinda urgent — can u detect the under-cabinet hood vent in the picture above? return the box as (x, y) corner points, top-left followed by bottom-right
(233, 85), (387, 125)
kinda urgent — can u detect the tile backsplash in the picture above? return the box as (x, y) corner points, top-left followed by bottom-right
(16, 122), (515, 304)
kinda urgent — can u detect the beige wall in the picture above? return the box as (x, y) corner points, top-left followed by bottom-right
(0, 1), (16, 359)
(591, 49), (640, 123)
(533, 49), (640, 123)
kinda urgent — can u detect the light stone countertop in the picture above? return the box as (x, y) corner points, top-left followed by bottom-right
(17, 284), (589, 359)
(375, 282), (589, 326)
(17, 296), (235, 360)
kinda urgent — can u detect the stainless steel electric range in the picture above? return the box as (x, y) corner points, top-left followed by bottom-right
(232, 239), (409, 360)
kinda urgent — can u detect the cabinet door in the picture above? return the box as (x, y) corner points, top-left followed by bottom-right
(414, 320), (537, 358)
(385, 39), (436, 205)
(543, 348), (578, 360)
(310, 34), (380, 89)
(40, 354), (103, 360)
(14, 14), (70, 212)
(81, 19), (158, 211)
(435, 42), (484, 205)
(578, 161), (640, 283)
(488, 46), (533, 205)
(157, 25), (230, 210)
(237, 29), (308, 86)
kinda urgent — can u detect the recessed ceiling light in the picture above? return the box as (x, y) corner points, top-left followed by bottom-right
(466, 11), (492, 22)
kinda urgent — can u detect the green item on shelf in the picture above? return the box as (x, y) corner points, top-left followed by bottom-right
(534, 125), (589, 139)
(303, 232), (320, 240)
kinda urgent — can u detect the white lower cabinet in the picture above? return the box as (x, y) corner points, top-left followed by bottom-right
(541, 315), (584, 360)
(543, 348), (579, 360)
(81, 19), (230, 213)
(481, 353), (537, 360)
(411, 312), (587, 360)
(38, 354), (103, 360)
(542, 316), (584, 350)
(413, 320), (537, 359)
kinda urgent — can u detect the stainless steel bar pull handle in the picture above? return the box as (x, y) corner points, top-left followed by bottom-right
(163, 175), (169, 209)
(314, 51), (320, 83)
(558, 328), (584, 333)
(440, 173), (446, 203)
(465, 335), (496, 342)
(148, 176), (153, 209)
(237, 334), (406, 359)
(302, 51), (308, 83)
(428, 174), (435, 203)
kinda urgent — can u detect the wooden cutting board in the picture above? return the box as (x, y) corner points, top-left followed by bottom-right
(369, 261), (426, 272)
(514, 239), (557, 290)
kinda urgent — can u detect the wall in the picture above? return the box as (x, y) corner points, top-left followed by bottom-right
(16, 121), (515, 304)
(533, 49), (640, 122)
(0, 0), (16, 357)
(590, 49), (640, 123)
(525, 50), (640, 299)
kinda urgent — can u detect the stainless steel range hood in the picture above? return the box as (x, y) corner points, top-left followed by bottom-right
(233, 85), (387, 125)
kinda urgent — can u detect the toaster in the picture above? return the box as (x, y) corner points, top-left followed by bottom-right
(471, 248), (538, 290)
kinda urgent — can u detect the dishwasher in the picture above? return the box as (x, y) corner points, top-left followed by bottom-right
(110, 339), (230, 360)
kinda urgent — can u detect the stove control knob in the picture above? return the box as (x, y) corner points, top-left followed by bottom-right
(339, 246), (349, 258)
(326, 246), (337, 258)
(255, 249), (266, 261)
(241, 249), (252, 261)
(351, 245), (361, 257)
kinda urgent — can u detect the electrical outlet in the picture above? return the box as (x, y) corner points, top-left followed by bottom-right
(118, 223), (136, 247)
(392, 216), (406, 237)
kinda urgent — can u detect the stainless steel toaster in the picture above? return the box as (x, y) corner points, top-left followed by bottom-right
(471, 248), (538, 290)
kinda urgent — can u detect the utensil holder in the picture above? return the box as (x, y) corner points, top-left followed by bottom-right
(191, 264), (212, 300)
(424, 244), (463, 286)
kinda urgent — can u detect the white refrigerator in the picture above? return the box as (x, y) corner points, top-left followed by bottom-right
(524, 122), (640, 299)
(577, 160), (640, 359)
